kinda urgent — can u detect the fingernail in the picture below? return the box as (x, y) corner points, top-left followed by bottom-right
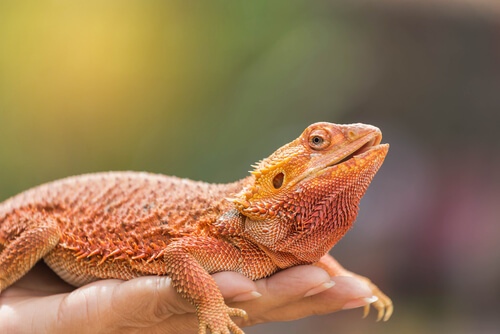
(304, 280), (336, 297)
(231, 291), (262, 302)
(342, 296), (378, 310)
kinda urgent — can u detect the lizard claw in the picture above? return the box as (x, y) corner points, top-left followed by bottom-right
(362, 304), (370, 319)
(361, 282), (393, 322)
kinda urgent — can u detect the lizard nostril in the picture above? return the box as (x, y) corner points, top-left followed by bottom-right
(272, 172), (284, 189)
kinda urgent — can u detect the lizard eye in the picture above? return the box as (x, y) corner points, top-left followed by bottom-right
(312, 136), (323, 145)
(308, 129), (330, 150)
(272, 172), (284, 189)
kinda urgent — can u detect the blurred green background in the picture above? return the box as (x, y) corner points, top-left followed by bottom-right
(1, 1), (499, 333)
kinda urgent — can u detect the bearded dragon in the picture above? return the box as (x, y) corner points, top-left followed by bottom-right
(0, 122), (392, 333)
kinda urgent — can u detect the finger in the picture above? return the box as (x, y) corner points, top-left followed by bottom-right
(254, 265), (333, 305)
(87, 276), (198, 334)
(244, 275), (374, 325)
(211, 271), (259, 302)
(54, 279), (130, 333)
(110, 276), (193, 321)
(228, 265), (333, 323)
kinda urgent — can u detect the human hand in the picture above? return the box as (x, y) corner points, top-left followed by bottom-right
(0, 262), (376, 334)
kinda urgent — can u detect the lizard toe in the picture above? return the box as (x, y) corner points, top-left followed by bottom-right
(228, 307), (248, 320)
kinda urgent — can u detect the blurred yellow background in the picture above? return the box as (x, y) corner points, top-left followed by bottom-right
(1, 1), (499, 333)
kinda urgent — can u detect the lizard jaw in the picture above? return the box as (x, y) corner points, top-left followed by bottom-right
(327, 132), (383, 168)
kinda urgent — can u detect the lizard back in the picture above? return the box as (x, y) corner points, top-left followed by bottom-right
(0, 172), (246, 284)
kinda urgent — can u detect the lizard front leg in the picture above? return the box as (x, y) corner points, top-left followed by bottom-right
(163, 236), (247, 334)
(315, 253), (393, 321)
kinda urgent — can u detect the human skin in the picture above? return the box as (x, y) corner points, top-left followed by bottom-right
(0, 262), (375, 334)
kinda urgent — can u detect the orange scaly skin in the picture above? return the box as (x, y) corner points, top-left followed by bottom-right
(0, 122), (392, 333)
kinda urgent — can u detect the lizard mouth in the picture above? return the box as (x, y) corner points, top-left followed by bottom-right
(326, 132), (384, 168)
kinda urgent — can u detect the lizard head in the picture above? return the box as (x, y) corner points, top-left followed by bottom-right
(228, 122), (389, 263)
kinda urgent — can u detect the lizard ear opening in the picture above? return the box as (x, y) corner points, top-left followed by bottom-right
(272, 172), (284, 189)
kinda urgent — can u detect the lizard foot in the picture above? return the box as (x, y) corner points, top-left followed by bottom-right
(314, 254), (393, 321)
(198, 305), (247, 334)
(360, 278), (393, 322)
